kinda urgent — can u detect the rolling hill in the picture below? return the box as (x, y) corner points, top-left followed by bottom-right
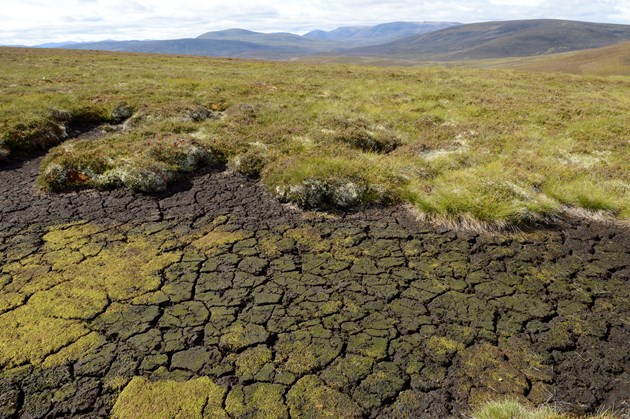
(303, 21), (459, 46)
(196, 28), (342, 50)
(346, 19), (630, 60)
(475, 41), (630, 76)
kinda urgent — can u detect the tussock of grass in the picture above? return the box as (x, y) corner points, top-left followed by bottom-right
(264, 154), (400, 209)
(39, 135), (225, 192)
(471, 399), (621, 419)
(1, 47), (629, 225)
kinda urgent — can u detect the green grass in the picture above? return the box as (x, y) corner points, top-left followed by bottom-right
(471, 399), (621, 419)
(1, 47), (629, 225)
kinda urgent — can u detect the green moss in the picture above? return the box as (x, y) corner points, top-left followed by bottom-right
(41, 331), (105, 368)
(0, 292), (25, 314)
(226, 383), (288, 418)
(219, 322), (269, 351)
(42, 222), (105, 251)
(347, 333), (389, 360)
(191, 229), (248, 254)
(276, 340), (317, 375)
(285, 227), (331, 253)
(27, 282), (108, 320)
(0, 304), (89, 367)
(320, 355), (374, 390)
(41, 225), (182, 302)
(0, 222), (181, 368)
(275, 329), (343, 375)
(457, 343), (531, 404)
(236, 345), (273, 381)
(111, 377), (228, 418)
(287, 375), (362, 418)
(426, 336), (465, 365)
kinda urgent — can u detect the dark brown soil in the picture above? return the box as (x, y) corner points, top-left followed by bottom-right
(0, 156), (628, 418)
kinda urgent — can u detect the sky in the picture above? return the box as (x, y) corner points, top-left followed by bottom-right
(1, 0), (629, 46)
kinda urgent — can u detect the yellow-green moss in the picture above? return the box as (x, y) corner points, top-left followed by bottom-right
(285, 227), (331, 253)
(112, 377), (228, 419)
(41, 331), (105, 368)
(42, 222), (106, 251)
(0, 222), (181, 368)
(105, 376), (132, 392)
(28, 283), (108, 320)
(287, 375), (362, 418)
(0, 304), (89, 367)
(458, 343), (531, 405)
(276, 340), (317, 375)
(191, 229), (248, 254)
(236, 345), (273, 380)
(226, 384), (288, 418)
(426, 336), (465, 364)
(219, 322), (269, 351)
(0, 292), (25, 314)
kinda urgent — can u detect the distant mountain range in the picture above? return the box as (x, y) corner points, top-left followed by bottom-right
(303, 21), (459, 46)
(41, 19), (630, 62)
(49, 21), (454, 59)
(56, 38), (328, 60)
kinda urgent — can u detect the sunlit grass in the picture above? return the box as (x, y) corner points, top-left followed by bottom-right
(1, 47), (628, 225)
(471, 399), (622, 419)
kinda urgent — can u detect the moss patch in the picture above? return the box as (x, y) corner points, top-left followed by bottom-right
(191, 229), (249, 255)
(0, 222), (181, 368)
(287, 375), (363, 418)
(0, 303), (89, 367)
(111, 376), (227, 418)
(236, 345), (273, 381)
(219, 322), (270, 351)
(225, 383), (288, 418)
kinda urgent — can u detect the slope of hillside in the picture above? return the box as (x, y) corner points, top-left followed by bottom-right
(304, 21), (459, 46)
(347, 19), (630, 60)
(477, 41), (630, 76)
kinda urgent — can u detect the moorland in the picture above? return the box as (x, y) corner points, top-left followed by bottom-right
(0, 42), (628, 419)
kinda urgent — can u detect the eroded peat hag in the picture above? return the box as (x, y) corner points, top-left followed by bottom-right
(0, 155), (628, 418)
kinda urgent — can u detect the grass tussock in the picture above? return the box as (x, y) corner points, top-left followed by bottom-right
(1, 47), (629, 225)
(471, 399), (622, 419)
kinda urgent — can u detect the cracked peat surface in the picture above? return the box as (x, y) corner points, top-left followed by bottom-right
(0, 156), (628, 418)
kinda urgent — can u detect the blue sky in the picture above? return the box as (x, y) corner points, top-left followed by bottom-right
(1, 0), (629, 45)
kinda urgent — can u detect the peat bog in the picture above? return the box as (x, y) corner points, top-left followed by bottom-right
(0, 48), (628, 418)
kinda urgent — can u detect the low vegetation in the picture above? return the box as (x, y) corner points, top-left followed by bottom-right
(1, 47), (628, 225)
(471, 399), (620, 419)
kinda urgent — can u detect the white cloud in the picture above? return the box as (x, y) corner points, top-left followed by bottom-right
(0, 0), (629, 45)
